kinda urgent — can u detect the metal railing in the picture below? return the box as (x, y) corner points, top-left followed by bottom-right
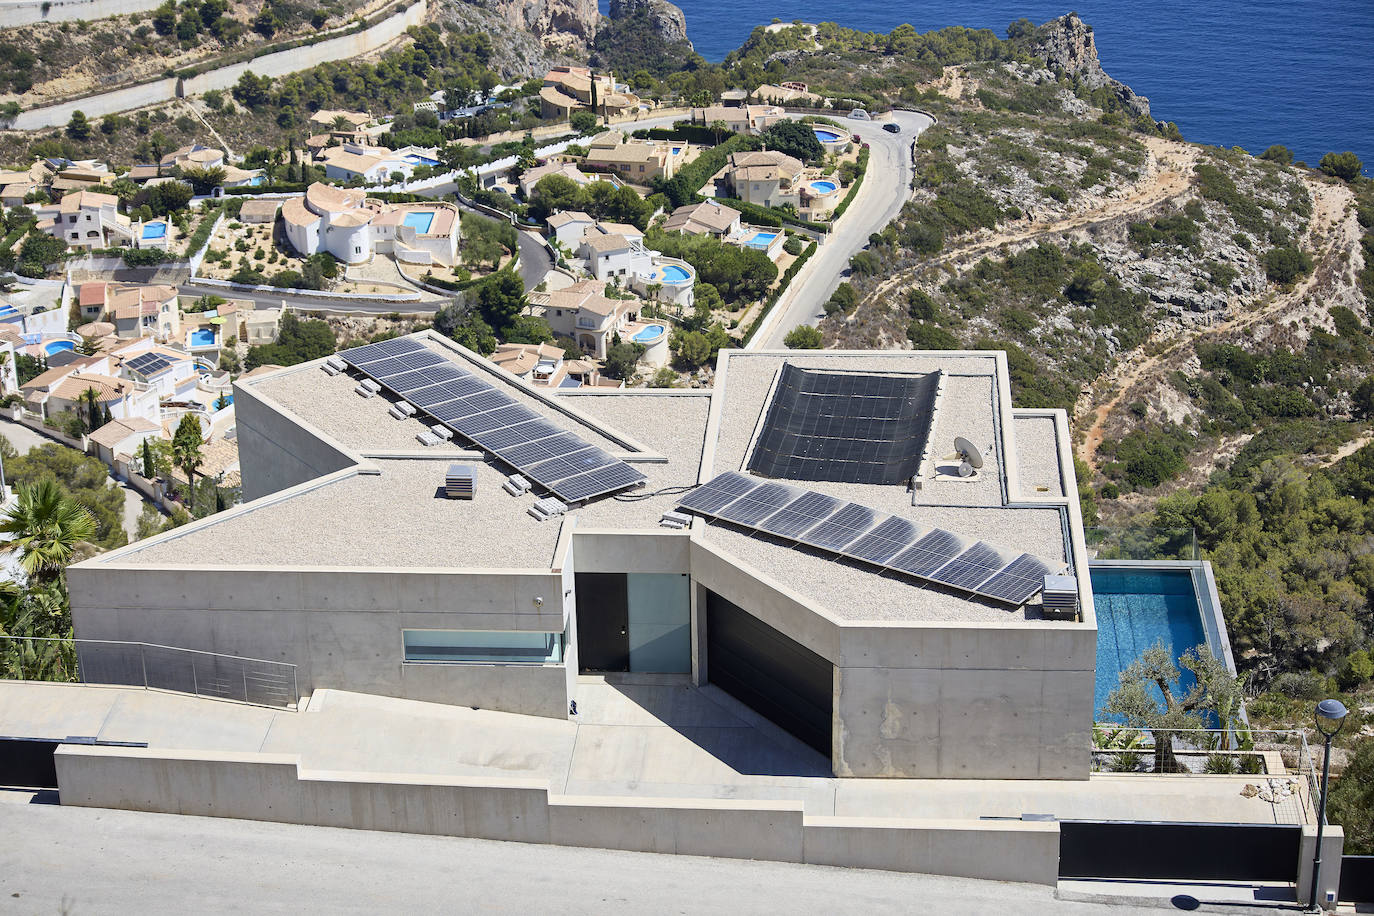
(0, 635), (298, 710)
(1085, 527), (1198, 561)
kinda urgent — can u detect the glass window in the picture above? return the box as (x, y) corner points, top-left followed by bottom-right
(402, 629), (563, 664)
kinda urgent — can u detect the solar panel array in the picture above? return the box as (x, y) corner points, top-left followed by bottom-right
(677, 472), (1065, 606)
(339, 337), (646, 503)
(748, 365), (941, 485)
(125, 353), (173, 376)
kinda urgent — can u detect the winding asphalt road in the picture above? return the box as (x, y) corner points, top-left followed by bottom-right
(748, 110), (935, 350)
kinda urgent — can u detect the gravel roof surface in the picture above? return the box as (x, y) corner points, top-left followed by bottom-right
(560, 391), (713, 530)
(1013, 415), (1065, 498)
(116, 458), (564, 569)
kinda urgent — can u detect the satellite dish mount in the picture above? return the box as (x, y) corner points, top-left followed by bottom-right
(954, 436), (984, 479)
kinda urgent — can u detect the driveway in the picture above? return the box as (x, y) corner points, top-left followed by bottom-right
(0, 418), (153, 541)
(748, 110), (935, 349)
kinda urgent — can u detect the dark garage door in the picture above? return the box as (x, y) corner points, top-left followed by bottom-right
(706, 590), (833, 757)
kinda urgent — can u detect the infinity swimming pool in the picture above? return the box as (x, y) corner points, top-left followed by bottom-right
(402, 211), (435, 233)
(1092, 566), (1207, 720)
(142, 222), (167, 240)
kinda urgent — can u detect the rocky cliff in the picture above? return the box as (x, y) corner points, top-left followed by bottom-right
(463, 0), (599, 51)
(1033, 13), (1152, 121)
(607, 0), (690, 47)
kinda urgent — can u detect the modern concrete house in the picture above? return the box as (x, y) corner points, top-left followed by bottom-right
(70, 338), (1094, 780)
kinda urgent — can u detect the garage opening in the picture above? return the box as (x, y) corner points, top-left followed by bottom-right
(705, 589), (833, 757)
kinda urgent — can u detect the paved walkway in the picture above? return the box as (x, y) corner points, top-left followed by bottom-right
(0, 796), (1181, 915)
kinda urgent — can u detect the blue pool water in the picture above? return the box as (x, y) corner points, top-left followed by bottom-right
(188, 328), (216, 347)
(812, 127), (845, 143)
(44, 340), (75, 355)
(403, 155), (441, 167)
(656, 264), (692, 284)
(809, 180), (838, 194)
(672, 146), (683, 154)
(212, 394), (234, 411)
(746, 231), (778, 249)
(142, 222), (167, 240)
(0, 305), (21, 319)
(402, 211), (435, 233)
(1092, 567), (1206, 720)
(632, 325), (665, 343)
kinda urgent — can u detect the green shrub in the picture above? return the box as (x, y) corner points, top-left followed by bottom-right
(1263, 246), (1313, 285)
(1338, 652), (1374, 691)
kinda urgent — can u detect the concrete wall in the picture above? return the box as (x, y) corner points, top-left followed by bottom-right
(689, 538), (1095, 780)
(232, 379), (357, 502)
(1298, 824), (1345, 911)
(0, 0), (163, 29)
(54, 743), (1062, 885)
(67, 564), (572, 718)
(11, 0), (428, 129)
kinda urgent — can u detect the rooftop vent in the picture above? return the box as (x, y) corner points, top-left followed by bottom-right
(388, 401), (417, 420)
(659, 510), (691, 529)
(503, 474), (531, 496)
(528, 497), (567, 522)
(445, 464), (475, 500)
(1041, 574), (1079, 620)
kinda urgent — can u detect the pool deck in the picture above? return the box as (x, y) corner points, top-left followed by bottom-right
(1, 679), (1313, 827)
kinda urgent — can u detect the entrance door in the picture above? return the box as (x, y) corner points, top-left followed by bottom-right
(575, 572), (629, 672)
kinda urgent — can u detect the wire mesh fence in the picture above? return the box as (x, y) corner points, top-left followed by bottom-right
(0, 635), (298, 709)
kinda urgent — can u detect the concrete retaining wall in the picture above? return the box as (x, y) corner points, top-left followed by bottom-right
(0, 0), (162, 28)
(12, 0), (427, 129)
(53, 743), (1061, 884)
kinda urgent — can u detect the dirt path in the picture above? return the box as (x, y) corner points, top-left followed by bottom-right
(865, 137), (1200, 306)
(1320, 432), (1374, 468)
(1073, 177), (1357, 470)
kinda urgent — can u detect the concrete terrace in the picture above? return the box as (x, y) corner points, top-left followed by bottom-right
(1, 681), (1309, 828)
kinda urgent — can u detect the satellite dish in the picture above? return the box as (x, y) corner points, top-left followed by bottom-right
(954, 436), (984, 469)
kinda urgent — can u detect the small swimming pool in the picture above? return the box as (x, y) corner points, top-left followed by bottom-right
(211, 393), (234, 411)
(632, 325), (665, 343)
(745, 231), (778, 249)
(402, 211), (435, 233)
(653, 264), (692, 284)
(403, 155), (441, 168)
(188, 328), (217, 348)
(44, 340), (75, 356)
(1092, 566), (1206, 720)
(812, 126), (845, 143)
(671, 146), (682, 154)
(0, 304), (21, 321)
(808, 180), (838, 195)
(142, 222), (167, 240)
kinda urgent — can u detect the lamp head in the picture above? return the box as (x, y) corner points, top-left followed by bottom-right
(1315, 698), (1349, 739)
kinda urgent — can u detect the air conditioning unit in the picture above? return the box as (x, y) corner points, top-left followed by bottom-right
(503, 474), (532, 496)
(1041, 574), (1079, 620)
(659, 510), (691, 529)
(445, 464), (475, 499)
(527, 497), (567, 521)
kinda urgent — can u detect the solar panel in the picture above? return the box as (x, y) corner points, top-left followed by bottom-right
(674, 473), (1067, 606)
(337, 338), (646, 502)
(676, 472), (760, 516)
(927, 542), (1006, 591)
(847, 516), (924, 566)
(978, 554), (1060, 605)
(126, 353), (173, 375)
(889, 529), (965, 578)
(715, 482), (799, 527)
(803, 503), (880, 552)
(757, 490), (843, 540)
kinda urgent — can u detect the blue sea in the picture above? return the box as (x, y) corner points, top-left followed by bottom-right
(605, 0), (1373, 175)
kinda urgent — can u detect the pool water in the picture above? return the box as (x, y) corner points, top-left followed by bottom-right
(656, 264), (691, 284)
(632, 325), (665, 343)
(402, 211), (435, 233)
(671, 147), (682, 154)
(211, 394), (234, 411)
(745, 231), (778, 249)
(812, 127), (844, 143)
(142, 222), (167, 239)
(1091, 567), (1206, 720)
(44, 340), (75, 355)
(808, 180), (838, 194)
(188, 328), (217, 347)
(403, 155), (441, 167)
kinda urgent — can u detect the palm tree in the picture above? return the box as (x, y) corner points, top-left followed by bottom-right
(0, 479), (97, 587)
(172, 414), (203, 509)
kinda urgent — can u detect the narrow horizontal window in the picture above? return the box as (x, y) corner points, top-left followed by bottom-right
(402, 629), (563, 664)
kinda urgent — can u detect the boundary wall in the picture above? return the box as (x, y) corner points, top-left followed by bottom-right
(53, 743), (1061, 884)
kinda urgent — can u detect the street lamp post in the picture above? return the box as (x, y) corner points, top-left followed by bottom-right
(1310, 697), (1348, 912)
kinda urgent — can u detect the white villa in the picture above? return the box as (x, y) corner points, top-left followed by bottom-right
(573, 220), (696, 310)
(530, 279), (669, 367)
(690, 104), (786, 136)
(281, 183), (460, 267)
(318, 143), (442, 184)
(40, 190), (131, 249)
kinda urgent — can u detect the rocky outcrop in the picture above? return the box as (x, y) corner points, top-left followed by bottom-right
(1032, 13), (1152, 121)
(464, 0), (599, 51)
(607, 0), (690, 48)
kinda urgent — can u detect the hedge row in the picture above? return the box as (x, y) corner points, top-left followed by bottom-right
(742, 239), (818, 346)
(831, 147), (871, 220)
(182, 203), (225, 257)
